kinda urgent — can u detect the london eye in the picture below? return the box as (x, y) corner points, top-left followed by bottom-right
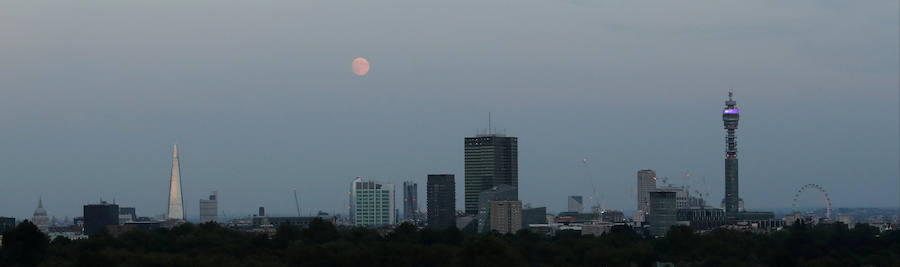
(791, 184), (832, 219)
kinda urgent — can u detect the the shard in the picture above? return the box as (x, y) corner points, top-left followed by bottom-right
(167, 144), (184, 220)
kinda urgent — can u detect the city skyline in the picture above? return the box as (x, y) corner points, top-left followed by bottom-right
(3, 90), (898, 220)
(1, 0), (897, 220)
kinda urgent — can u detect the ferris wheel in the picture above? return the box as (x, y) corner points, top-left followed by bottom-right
(792, 184), (832, 219)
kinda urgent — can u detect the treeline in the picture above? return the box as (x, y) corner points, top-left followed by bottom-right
(1, 219), (898, 266)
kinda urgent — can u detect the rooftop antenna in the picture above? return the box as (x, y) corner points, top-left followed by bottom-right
(488, 112), (492, 135)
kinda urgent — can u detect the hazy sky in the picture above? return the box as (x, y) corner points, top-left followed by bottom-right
(1, 0), (897, 219)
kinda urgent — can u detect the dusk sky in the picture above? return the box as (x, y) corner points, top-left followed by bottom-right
(1, 0), (897, 219)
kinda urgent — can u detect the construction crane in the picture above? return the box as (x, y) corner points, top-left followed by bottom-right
(582, 157), (600, 208)
(292, 188), (301, 216)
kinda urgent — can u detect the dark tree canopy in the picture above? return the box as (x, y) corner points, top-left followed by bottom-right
(1, 220), (897, 266)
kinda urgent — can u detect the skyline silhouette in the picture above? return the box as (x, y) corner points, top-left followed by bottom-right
(0, 0), (897, 219)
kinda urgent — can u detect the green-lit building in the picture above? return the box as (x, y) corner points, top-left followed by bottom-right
(354, 180), (396, 227)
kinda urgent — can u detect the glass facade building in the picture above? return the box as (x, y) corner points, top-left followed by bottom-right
(426, 174), (456, 229)
(354, 180), (395, 227)
(464, 134), (517, 215)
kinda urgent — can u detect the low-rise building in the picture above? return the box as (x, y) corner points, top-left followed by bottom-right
(490, 200), (522, 234)
(676, 207), (725, 230)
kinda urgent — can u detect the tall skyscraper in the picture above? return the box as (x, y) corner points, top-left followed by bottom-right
(199, 191), (218, 223)
(353, 179), (396, 227)
(722, 91), (740, 215)
(648, 191), (677, 237)
(489, 200), (522, 234)
(426, 174), (456, 229)
(402, 180), (418, 221)
(464, 134), (518, 215)
(567, 195), (584, 213)
(167, 144), (184, 220)
(83, 201), (119, 236)
(636, 169), (657, 214)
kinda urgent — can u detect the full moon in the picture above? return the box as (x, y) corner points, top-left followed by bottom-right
(352, 57), (370, 76)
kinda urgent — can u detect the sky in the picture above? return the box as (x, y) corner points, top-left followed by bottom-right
(0, 0), (897, 220)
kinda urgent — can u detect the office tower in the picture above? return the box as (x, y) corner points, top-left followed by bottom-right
(353, 179), (396, 227)
(83, 201), (119, 236)
(522, 206), (547, 226)
(426, 174), (456, 229)
(636, 170), (657, 215)
(258, 207), (265, 217)
(0, 217), (15, 233)
(657, 186), (690, 209)
(119, 207), (137, 223)
(722, 91), (740, 215)
(649, 191), (677, 237)
(32, 198), (49, 232)
(402, 181), (418, 221)
(568, 195), (584, 213)
(349, 177), (363, 222)
(464, 134), (518, 215)
(489, 200), (522, 234)
(476, 185), (517, 233)
(199, 191), (218, 223)
(167, 144), (184, 220)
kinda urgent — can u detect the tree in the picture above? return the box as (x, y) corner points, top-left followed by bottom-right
(273, 223), (302, 248)
(303, 218), (338, 244)
(1, 220), (49, 267)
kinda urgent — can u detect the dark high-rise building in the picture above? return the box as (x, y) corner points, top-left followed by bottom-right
(648, 191), (676, 237)
(402, 181), (418, 221)
(722, 91), (740, 215)
(426, 174), (455, 229)
(464, 134), (518, 215)
(258, 207), (265, 217)
(83, 201), (119, 236)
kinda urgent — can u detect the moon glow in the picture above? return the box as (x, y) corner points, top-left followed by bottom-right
(352, 57), (370, 76)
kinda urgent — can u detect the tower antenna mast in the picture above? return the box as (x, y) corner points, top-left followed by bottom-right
(488, 112), (492, 135)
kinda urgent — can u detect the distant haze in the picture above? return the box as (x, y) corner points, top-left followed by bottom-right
(0, 0), (897, 219)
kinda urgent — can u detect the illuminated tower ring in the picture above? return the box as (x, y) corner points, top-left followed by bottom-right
(791, 184), (832, 219)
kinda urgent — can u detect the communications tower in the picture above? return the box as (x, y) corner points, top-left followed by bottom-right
(723, 91), (740, 215)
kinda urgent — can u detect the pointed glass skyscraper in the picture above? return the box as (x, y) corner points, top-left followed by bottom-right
(167, 144), (184, 220)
